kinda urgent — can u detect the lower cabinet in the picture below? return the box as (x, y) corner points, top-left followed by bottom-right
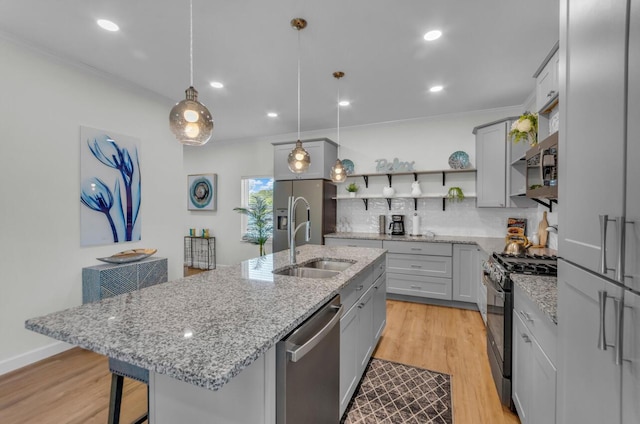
(452, 244), (479, 303)
(512, 285), (557, 424)
(339, 257), (387, 416)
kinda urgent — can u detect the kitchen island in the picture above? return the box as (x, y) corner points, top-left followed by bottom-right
(25, 244), (386, 423)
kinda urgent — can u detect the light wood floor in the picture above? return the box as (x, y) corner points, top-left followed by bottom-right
(0, 300), (519, 423)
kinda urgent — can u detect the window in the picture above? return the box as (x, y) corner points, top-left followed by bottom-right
(239, 176), (274, 242)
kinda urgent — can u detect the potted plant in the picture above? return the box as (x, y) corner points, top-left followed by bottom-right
(346, 183), (359, 198)
(509, 112), (538, 146)
(447, 187), (465, 202)
(233, 195), (273, 256)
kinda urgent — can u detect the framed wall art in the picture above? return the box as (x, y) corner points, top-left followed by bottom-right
(188, 174), (217, 211)
(80, 126), (142, 246)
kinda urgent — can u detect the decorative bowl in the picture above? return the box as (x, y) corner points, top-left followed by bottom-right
(341, 159), (355, 175)
(448, 151), (470, 169)
(97, 248), (157, 264)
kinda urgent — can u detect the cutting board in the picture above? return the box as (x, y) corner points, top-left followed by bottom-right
(537, 211), (549, 248)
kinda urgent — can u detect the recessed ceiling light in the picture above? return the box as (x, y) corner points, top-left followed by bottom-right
(429, 85), (444, 93)
(97, 19), (119, 32)
(210, 81), (224, 89)
(267, 112), (278, 118)
(339, 100), (350, 107)
(423, 30), (442, 41)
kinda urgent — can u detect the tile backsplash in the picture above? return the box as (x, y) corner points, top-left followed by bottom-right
(337, 198), (541, 239)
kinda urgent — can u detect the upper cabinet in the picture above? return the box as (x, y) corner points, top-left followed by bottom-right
(474, 118), (536, 208)
(558, 0), (631, 283)
(273, 138), (337, 181)
(534, 43), (560, 114)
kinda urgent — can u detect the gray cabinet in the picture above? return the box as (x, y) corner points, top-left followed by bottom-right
(512, 284), (557, 424)
(452, 244), (479, 303)
(385, 241), (453, 301)
(477, 249), (489, 324)
(625, 0), (640, 293)
(325, 238), (383, 249)
(474, 119), (534, 208)
(558, 0), (627, 278)
(557, 260), (623, 424)
(475, 120), (508, 207)
(535, 46), (560, 113)
(273, 138), (337, 181)
(338, 255), (386, 417)
(623, 290), (640, 424)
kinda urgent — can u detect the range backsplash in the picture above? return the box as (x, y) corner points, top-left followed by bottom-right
(336, 198), (540, 238)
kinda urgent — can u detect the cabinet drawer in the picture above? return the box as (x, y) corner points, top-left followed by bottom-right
(340, 269), (374, 312)
(514, 284), (558, 365)
(387, 253), (452, 278)
(383, 240), (451, 256)
(372, 257), (386, 281)
(387, 272), (452, 300)
(325, 238), (383, 249)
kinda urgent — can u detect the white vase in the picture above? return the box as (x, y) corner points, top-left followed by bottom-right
(349, 192), (356, 198)
(383, 186), (395, 197)
(411, 181), (422, 196)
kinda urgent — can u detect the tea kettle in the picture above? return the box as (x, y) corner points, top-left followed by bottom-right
(503, 235), (531, 255)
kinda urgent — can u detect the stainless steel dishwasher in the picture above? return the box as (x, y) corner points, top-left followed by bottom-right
(276, 295), (342, 424)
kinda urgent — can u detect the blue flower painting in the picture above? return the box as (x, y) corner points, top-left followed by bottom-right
(80, 127), (141, 246)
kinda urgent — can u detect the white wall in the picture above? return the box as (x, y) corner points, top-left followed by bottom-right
(0, 37), (184, 374)
(185, 105), (546, 265)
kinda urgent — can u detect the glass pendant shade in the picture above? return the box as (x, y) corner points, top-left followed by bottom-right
(169, 86), (214, 146)
(287, 140), (311, 173)
(331, 159), (346, 182)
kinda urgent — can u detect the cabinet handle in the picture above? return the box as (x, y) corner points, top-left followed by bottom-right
(358, 303), (364, 309)
(410, 285), (422, 289)
(615, 217), (625, 283)
(521, 334), (531, 343)
(410, 248), (423, 251)
(613, 297), (623, 366)
(355, 285), (364, 291)
(410, 264), (423, 268)
(599, 215), (611, 275)
(520, 310), (533, 322)
(547, 90), (556, 98)
(598, 290), (608, 351)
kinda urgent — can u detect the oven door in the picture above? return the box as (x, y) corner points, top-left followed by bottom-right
(484, 271), (508, 373)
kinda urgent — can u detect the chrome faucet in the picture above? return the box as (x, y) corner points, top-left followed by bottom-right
(288, 196), (311, 264)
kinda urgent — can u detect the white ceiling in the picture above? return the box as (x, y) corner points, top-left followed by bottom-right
(0, 0), (559, 142)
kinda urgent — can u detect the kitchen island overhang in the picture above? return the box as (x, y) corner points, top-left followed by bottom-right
(25, 244), (386, 400)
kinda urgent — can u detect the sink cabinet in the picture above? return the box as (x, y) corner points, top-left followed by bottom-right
(339, 255), (386, 416)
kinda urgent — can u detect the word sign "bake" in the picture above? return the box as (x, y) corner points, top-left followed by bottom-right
(375, 158), (416, 172)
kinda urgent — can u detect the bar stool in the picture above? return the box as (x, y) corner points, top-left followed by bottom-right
(108, 358), (148, 424)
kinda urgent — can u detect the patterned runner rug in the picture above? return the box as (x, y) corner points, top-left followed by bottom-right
(341, 358), (453, 424)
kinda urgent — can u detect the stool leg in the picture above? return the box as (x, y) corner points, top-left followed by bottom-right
(108, 374), (124, 424)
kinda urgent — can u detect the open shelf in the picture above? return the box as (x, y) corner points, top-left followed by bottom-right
(333, 194), (477, 211)
(346, 168), (476, 188)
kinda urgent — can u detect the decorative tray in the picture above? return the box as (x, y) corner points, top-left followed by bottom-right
(97, 248), (157, 264)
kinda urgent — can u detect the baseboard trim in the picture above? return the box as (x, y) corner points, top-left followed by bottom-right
(387, 293), (480, 311)
(0, 341), (72, 376)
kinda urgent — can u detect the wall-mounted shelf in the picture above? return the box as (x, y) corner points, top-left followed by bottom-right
(333, 195), (477, 211)
(346, 168), (476, 188)
(526, 131), (558, 212)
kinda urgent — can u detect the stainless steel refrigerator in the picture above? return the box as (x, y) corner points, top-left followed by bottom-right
(273, 179), (336, 253)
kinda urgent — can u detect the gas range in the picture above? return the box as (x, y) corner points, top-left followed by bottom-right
(484, 252), (558, 289)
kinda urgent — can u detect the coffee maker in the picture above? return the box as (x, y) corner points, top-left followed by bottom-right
(389, 215), (405, 235)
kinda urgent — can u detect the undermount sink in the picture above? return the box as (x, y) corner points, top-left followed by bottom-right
(302, 259), (355, 271)
(273, 267), (340, 279)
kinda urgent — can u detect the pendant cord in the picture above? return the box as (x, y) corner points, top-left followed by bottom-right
(297, 30), (301, 140)
(189, 0), (194, 87)
(337, 79), (340, 157)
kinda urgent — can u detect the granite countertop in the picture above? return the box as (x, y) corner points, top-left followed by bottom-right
(26, 245), (386, 391)
(511, 274), (558, 325)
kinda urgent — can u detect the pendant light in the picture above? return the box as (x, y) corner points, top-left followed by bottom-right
(330, 71), (347, 183)
(287, 18), (311, 173)
(169, 0), (214, 146)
